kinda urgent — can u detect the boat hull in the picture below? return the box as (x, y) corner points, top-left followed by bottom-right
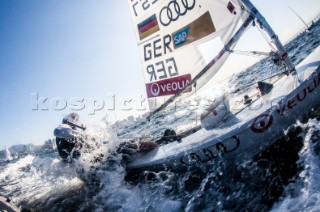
(127, 46), (320, 171)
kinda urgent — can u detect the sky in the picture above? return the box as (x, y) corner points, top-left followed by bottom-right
(0, 0), (319, 149)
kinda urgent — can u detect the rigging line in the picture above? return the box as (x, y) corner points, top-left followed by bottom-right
(229, 49), (270, 58)
(229, 93), (261, 121)
(230, 71), (287, 117)
(194, 82), (199, 128)
(256, 21), (277, 51)
(231, 71), (286, 94)
(242, 0), (295, 73)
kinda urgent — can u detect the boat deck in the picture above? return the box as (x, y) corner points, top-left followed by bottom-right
(127, 45), (320, 170)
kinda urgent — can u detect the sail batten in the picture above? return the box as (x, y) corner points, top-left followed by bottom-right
(128, 0), (250, 114)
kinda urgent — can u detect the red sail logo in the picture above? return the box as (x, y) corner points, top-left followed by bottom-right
(146, 74), (192, 98)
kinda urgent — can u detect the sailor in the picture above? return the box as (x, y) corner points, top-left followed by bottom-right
(54, 113), (86, 161)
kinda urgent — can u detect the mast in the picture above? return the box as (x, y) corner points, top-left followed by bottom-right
(288, 6), (309, 29)
(241, 0), (296, 74)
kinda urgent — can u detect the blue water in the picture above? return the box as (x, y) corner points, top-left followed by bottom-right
(1, 21), (320, 212)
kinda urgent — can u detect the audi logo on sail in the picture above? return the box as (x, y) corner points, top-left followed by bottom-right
(160, 0), (196, 26)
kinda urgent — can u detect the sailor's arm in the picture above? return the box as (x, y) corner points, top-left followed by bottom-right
(54, 125), (79, 139)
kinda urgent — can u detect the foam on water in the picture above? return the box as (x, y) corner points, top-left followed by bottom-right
(272, 119), (320, 211)
(0, 154), (84, 209)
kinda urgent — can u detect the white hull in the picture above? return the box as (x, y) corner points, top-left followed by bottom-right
(127, 45), (320, 171)
(0, 196), (19, 212)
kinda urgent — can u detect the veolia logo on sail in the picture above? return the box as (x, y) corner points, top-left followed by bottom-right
(146, 74), (192, 98)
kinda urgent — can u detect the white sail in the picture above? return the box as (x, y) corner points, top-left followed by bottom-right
(5, 146), (13, 161)
(128, 0), (249, 111)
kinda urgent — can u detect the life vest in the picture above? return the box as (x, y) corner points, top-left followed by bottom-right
(54, 124), (81, 160)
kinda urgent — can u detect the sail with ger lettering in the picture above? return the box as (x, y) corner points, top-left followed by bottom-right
(128, 0), (249, 112)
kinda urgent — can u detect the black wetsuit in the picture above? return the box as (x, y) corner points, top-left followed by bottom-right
(56, 137), (81, 159)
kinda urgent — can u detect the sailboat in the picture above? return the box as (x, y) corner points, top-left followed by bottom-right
(288, 6), (313, 31)
(126, 0), (320, 171)
(5, 146), (13, 161)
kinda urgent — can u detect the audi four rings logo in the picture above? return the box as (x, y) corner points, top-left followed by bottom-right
(160, 0), (196, 26)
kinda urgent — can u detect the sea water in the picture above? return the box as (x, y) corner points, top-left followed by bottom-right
(1, 21), (320, 212)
